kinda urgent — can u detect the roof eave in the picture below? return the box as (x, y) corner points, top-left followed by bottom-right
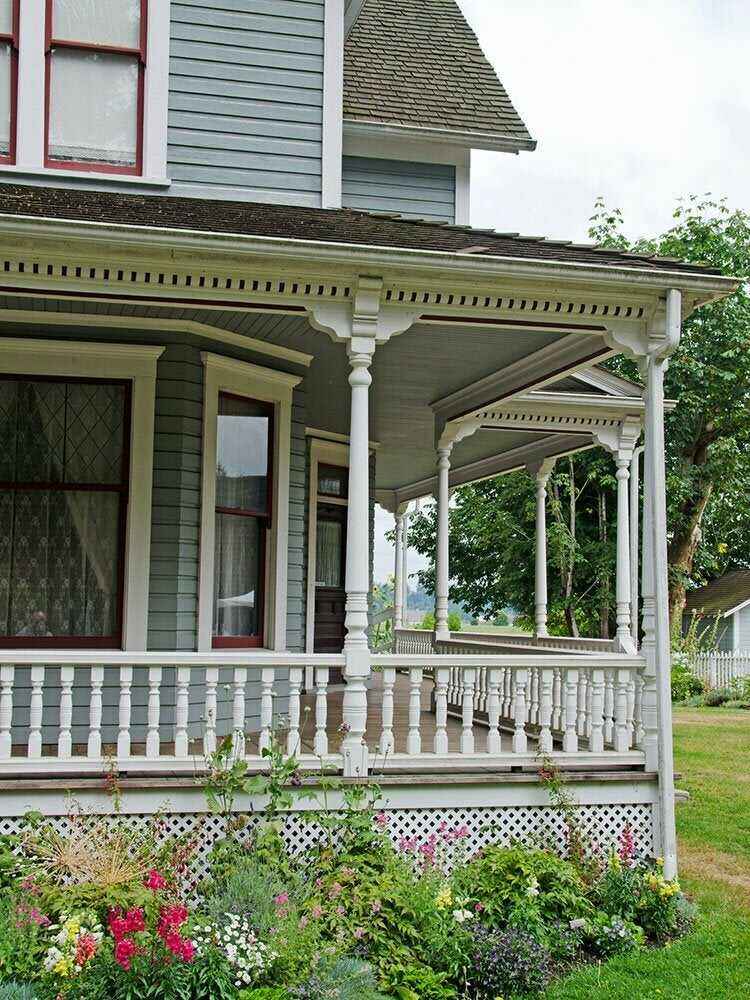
(343, 118), (537, 153)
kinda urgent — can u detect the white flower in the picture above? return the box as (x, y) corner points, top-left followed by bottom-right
(526, 877), (540, 898)
(452, 908), (474, 924)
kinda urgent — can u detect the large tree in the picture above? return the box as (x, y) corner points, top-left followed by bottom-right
(408, 197), (750, 633)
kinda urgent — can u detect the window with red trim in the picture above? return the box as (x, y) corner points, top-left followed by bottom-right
(213, 394), (274, 649)
(45, 0), (146, 174)
(0, 376), (131, 648)
(0, 1), (19, 164)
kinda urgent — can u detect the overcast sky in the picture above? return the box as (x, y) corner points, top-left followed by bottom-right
(374, 0), (750, 584)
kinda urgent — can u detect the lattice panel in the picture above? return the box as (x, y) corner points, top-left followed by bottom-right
(0, 803), (654, 883)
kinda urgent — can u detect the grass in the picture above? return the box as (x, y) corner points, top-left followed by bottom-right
(543, 706), (750, 998)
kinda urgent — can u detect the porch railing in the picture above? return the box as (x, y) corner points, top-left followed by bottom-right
(0, 650), (648, 776)
(394, 628), (618, 655)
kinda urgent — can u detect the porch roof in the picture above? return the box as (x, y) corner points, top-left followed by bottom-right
(0, 183), (724, 279)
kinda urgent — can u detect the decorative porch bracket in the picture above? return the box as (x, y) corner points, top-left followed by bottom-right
(604, 298), (681, 879)
(307, 278), (421, 775)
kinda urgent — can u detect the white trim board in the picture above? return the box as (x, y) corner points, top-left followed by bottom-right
(322, 0), (345, 209)
(0, 337), (164, 650)
(198, 353), (302, 653)
(0, 309), (313, 368)
(13, 0), (169, 182)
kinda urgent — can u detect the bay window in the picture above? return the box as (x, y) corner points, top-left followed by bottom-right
(45, 0), (146, 173)
(0, 1), (18, 163)
(212, 393), (274, 648)
(0, 375), (130, 647)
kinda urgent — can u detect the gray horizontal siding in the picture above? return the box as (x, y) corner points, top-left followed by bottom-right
(169, 0), (325, 205)
(342, 157), (456, 223)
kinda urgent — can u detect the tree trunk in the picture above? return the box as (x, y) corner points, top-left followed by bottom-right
(668, 481), (714, 626)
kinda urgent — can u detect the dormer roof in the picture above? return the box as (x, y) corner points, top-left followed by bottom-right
(343, 0), (536, 152)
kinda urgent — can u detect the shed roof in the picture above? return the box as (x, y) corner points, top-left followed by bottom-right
(343, 0), (535, 149)
(0, 183), (723, 278)
(684, 570), (750, 616)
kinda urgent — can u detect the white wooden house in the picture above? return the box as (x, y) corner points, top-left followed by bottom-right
(0, 0), (738, 878)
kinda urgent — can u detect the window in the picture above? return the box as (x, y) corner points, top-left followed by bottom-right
(0, 376), (131, 647)
(317, 463), (348, 499)
(212, 393), (274, 648)
(0, 1), (18, 163)
(45, 0), (146, 174)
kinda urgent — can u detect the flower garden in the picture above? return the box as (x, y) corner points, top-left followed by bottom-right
(0, 742), (696, 1000)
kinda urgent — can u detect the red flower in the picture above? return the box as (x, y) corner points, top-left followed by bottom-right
(144, 869), (167, 891)
(180, 939), (196, 963)
(108, 910), (130, 942)
(114, 937), (136, 971)
(75, 933), (98, 967)
(164, 930), (183, 955)
(125, 908), (145, 933)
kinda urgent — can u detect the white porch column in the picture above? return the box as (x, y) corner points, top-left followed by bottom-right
(435, 446), (452, 640)
(642, 289), (680, 880)
(341, 340), (374, 776)
(615, 454), (633, 649)
(530, 459), (555, 638)
(630, 445), (644, 645)
(401, 506), (410, 623)
(393, 509), (405, 630)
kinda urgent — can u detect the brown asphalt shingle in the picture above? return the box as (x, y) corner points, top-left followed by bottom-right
(684, 570), (750, 615)
(344, 0), (535, 146)
(0, 183), (721, 277)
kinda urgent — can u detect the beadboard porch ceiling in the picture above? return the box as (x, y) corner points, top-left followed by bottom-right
(0, 296), (597, 494)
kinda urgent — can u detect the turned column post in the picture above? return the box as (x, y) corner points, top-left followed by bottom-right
(615, 453), (633, 649)
(401, 506), (410, 623)
(394, 509), (404, 630)
(434, 445), (452, 640)
(630, 445), (644, 645)
(530, 458), (555, 639)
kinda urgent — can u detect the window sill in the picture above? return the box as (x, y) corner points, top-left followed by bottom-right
(0, 164), (171, 187)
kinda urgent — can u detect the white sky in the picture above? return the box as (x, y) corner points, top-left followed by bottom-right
(373, 0), (750, 584)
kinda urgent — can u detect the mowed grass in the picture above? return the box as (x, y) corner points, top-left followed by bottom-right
(544, 707), (750, 999)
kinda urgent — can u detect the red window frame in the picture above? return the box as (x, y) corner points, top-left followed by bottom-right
(0, 0), (20, 165)
(44, 0), (147, 175)
(0, 374), (132, 650)
(213, 393), (275, 650)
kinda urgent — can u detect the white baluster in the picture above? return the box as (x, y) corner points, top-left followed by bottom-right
(513, 667), (528, 753)
(314, 666), (330, 757)
(502, 666), (512, 718)
(233, 667), (248, 758)
(175, 666), (190, 758)
(117, 665), (132, 760)
(433, 666), (449, 754)
(589, 668), (605, 753)
(633, 670), (644, 748)
(204, 666), (219, 755)
(603, 668), (615, 744)
(146, 665), (162, 759)
(538, 666), (554, 753)
(476, 666), (487, 713)
(258, 666), (274, 753)
(576, 671), (587, 737)
(563, 667), (579, 753)
(0, 665), (14, 758)
(57, 665), (74, 759)
(585, 672), (593, 738)
(87, 666), (103, 759)
(461, 667), (476, 754)
(406, 667), (422, 756)
(27, 666), (45, 758)
(287, 667), (303, 756)
(614, 668), (631, 752)
(529, 666), (539, 726)
(486, 667), (501, 755)
(379, 666), (395, 755)
(552, 666), (562, 731)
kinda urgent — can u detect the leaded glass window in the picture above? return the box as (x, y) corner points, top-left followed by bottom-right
(0, 376), (130, 646)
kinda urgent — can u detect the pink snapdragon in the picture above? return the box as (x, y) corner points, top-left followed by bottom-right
(144, 869), (167, 891)
(618, 823), (636, 866)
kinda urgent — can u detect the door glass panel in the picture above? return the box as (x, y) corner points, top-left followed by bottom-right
(216, 395), (271, 514)
(0, 43), (10, 157)
(0, 2), (13, 35)
(316, 519), (343, 588)
(213, 513), (262, 638)
(48, 49), (139, 167)
(318, 464), (348, 498)
(52, 0), (141, 48)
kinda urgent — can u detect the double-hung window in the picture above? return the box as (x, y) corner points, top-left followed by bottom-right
(212, 393), (274, 649)
(0, 1), (18, 163)
(45, 0), (147, 174)
(0, 375), (131, 648)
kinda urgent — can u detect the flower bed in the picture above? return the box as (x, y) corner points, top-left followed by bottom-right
(0, 745), (696, 1000)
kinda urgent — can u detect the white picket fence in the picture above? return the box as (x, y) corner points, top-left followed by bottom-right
(686, 650), (750, 689)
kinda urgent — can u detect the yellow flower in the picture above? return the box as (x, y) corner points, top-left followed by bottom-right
(435, 886), (453, 910)
(53, 957), (73, 978)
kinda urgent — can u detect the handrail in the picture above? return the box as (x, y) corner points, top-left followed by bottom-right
(0, 650), (345, 666)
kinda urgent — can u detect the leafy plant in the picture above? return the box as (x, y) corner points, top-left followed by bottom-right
(288, 956), (389, 1000)
(0, 894), (49, 984)
(671, 657), (706, 702)
(0, 985), (39, 1000)
(584, 912), (644, 958)
(466, 926), (552, 998)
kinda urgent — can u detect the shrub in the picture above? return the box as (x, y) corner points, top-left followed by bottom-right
(454, 845), (590, 932)
(670, 660), (704, 702)
(0, 985), (39, 1000)
(289, 957), (389, 1000)
(584, 913), (644, 958)
(202, 855), (289, 935)
(467, 926), (551, 998)
(636, 870), (684, 942)
(379, 962), (457, 1000)
(704, 686), (733, 707)
(238, 990), (290, 1000)
(0, 894), (50, 984)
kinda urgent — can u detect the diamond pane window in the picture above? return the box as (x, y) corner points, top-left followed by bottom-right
(0, 377), (130, 647)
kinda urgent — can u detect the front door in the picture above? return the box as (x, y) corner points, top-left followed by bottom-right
(314, 502), (347, 656)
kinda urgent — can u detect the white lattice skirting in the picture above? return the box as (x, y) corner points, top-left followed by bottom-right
(0, 782), (657, 882)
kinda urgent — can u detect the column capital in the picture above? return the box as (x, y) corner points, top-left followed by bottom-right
(604, 289), (682, 364)
(527, 455), (556, 484)
(307, 275), (421, 346)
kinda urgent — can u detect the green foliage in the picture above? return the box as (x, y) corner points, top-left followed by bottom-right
(453, 846), (590, 934)
(380, 962), (456, 1000)
(0, 895), (48, 984)
(492, 611), (509, 626)
(704, 687), (733, 706)
(670, 657), (705, 702)
(0, 985), (39, 1000)
(237, 990), (289, 1000)
(415, 611), (462, 632)
(583, 913), (644, 958)
(289, 957), (390, 1000)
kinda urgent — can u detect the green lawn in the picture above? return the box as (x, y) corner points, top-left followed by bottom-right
(544, 707), (750, 999)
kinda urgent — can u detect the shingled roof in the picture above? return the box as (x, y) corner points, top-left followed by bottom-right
(343, 0), (535, 149)
(684, 570), (750, 616)
(0, 183), (723, 277)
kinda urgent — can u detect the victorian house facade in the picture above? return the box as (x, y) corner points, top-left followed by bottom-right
(0, 0), (737, 876)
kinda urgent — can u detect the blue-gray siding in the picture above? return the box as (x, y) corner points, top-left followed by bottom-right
(342, 156), (456, 223)
(169, 0), (325, 205)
